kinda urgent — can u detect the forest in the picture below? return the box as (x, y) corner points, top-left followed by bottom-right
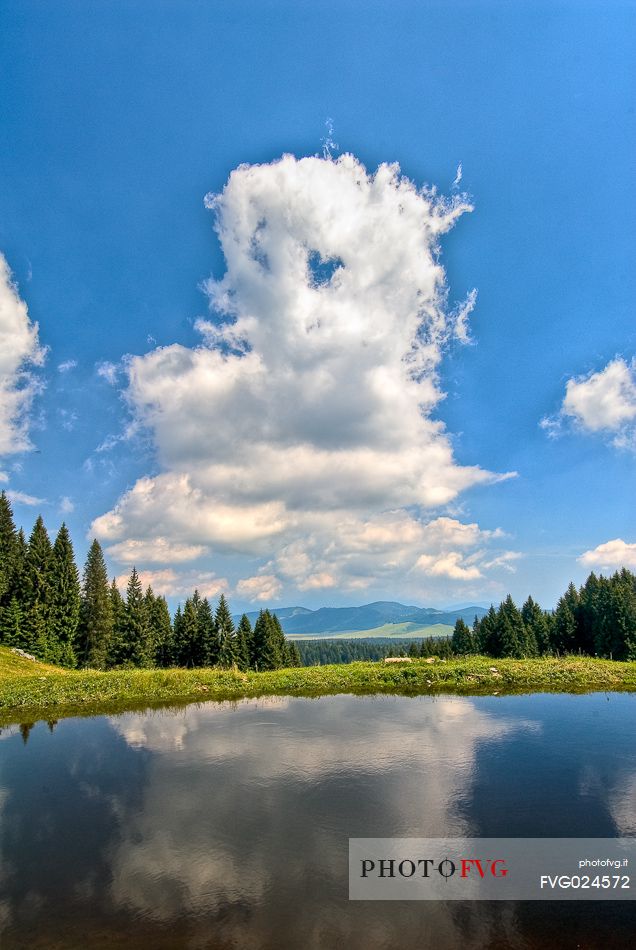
(1, 492), (635, 671)
(450, 573), (636, 661)
(0, 493), (300, 671)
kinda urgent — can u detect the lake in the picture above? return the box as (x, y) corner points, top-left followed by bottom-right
(1, 692), (635, 948)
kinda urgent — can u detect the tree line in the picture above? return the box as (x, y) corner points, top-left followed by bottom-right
(450, 570), (636, 660)
(296, 636), (455, 665)
(0, 493), (300, 670)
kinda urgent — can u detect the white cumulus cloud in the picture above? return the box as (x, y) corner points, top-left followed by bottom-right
(544, 357), (636, 449)
(115, 568), (228, 599)
(0, 254), (46, 456)
(92, 153), (514, 599)
(235, 574), (283, 602)
(578, 539), (636, 571)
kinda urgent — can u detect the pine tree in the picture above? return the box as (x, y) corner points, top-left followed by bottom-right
(252, 609), (284, 670)
(151, 595), (173, 667)
(474, 605), (498, 655)
(552, 596), (577, 655)
(216, 594), (236, 667)
(496, 595), (526, 658)
(78, 540), (113, 669)
(48, 523), (80, 666)
(287, 641), (302, 667)
(451, 618), (474, 655)
(521, 596), (549, 655)
(171, 605), (185, 665)
(121, 567), (151, 667)
(0, 596), (23, 647)
(0, 491), (18, 609)
(236, 614), (253, 670)
(198, 597), (218, 667)
(180, 594), (204, 667)
(106, 577), (127, 667)
(141, 586), (162, 667)
(23, 516), (54, 657)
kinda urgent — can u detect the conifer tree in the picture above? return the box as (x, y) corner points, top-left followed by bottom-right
(287, 641), (302, 667)
(0, 491), (18, 609)
(252, 609), (284, 670)
(0, 597), (23, 647)
(48, 523), (81, 666)
(105, 577), (126, 667)
(171, 604), (185, 665)
(451, 618), (473, 655)
(198, 597), (218, 667)
(236, 614), (253, 670)
(23, 516), (54, 657)
(496, 595), (526, 658)
(474, 605), (498, 655)
(142, 586), (159, 666)
(180, 594), (203, 667)
(78, 540), (113, 668)
(216, 593), (237, 667)
(552, 595), (577, 655)
(521, 596), (549, 655)
(151, 595), (173, 667)
(121, 567), (151, 667)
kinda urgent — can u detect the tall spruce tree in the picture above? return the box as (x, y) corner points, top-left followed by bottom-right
(286, 641), (302, 667)
(496, 595), (526, 658)
(121, 567), (151, 667)
(252, 609), (284, 670)
(106, 577), (127, 667)
(0, 491), (18, 610)
(197, 597), (218, 667)
(49, 523), (81, 666)
(171, 605), (185, 665)
(180, 594), (204, 667)
(552, 596), (577, 655)
(23, 516), (54, 658)
(521, 596), (549, 656)
(78, 540), (113, 668)
(216, 594), (236, 667)
(451, 618), (474, 655)
(236, 614), (253, 670)
(151, 595), (173, 667)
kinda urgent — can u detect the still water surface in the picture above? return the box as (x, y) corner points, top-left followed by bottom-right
(1, 692), (635, 949)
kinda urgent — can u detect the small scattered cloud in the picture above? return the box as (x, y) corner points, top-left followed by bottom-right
(57, 359), (77, 374)
(96, 361), (120, 385)
(578, 539), (636, 571)
(452, 162), (463, 189)
(235, 574), (283, 602)
(452, 288), (477, 344)
(6, 489), (44, 507)
(58, 408), (78, 431)
(0, 253), (47, 456)
(59, 496), (74, 514)
(543, 357), (636, 449)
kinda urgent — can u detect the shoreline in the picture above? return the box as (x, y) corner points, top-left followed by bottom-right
(2, 651), (636, 728)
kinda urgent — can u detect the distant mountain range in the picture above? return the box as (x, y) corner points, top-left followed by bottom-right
(232, 601), (488, 638)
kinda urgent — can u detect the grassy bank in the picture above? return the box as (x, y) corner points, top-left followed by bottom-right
(2, 646), (636, 727)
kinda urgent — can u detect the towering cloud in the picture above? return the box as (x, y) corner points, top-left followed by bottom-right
(0, 254), (46, 457)
(92, 154), (513, 598)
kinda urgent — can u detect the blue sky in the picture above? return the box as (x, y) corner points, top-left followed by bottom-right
(0, 0), (634, 610)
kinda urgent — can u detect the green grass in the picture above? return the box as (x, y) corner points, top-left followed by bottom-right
(289, 622), (453, 640)
(2, 646), (636, 728)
